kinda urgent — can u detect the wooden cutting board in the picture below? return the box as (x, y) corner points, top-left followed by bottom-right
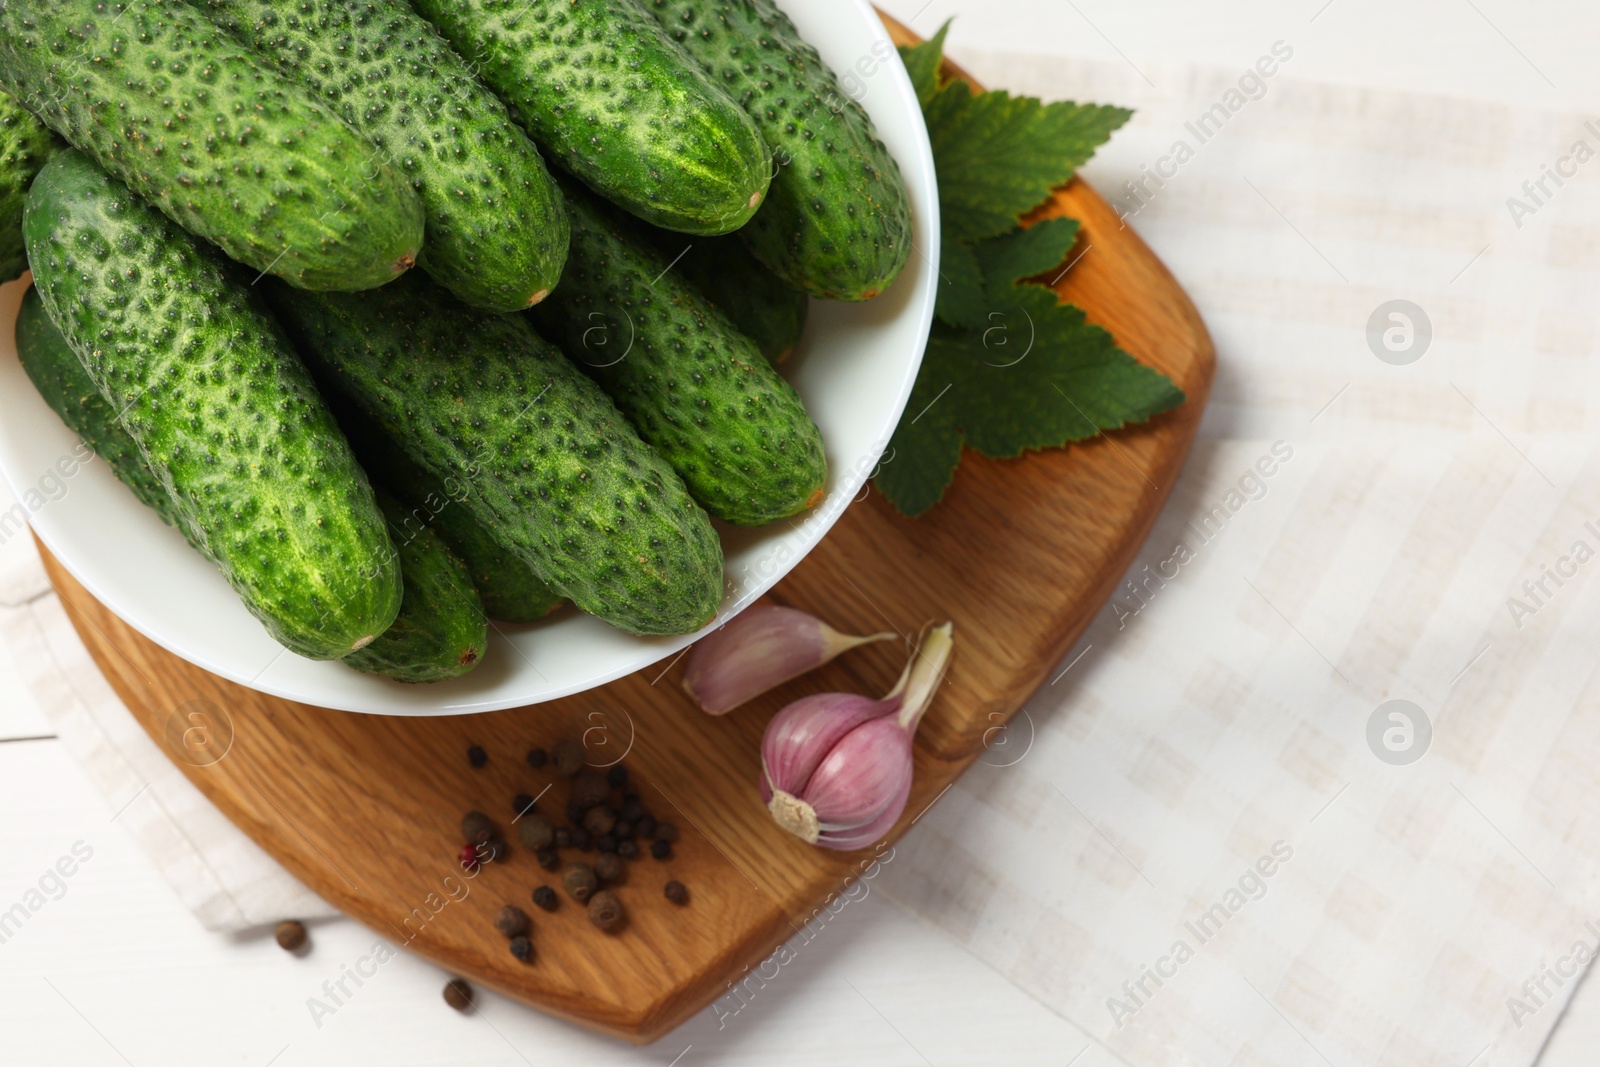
(37, 16), (1214, 1044)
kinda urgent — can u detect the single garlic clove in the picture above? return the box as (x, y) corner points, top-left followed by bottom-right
(802, 717), (914, 833)
(761, 691), (898, 800)
(683, 605), (896, 715)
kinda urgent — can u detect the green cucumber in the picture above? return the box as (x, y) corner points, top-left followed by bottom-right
(645, 0), (913, 300)
(15, 285), (190, 534)
(650, 232), (808, 363)
(0, 0), (424, 291)
(25, 150), (401, 659)
(0, 91), (61, 282)
(197, 0), (568, 311)
(265, 271), (724, 637)
(326, 392), (564, 623)
(344, 492), (487, 683)
(533, 187), (826, 527)
(407, 0), (771, 235)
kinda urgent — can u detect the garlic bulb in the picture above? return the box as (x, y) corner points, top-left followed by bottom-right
(683, 605), (895, 715)
(760, 623), (953, 849)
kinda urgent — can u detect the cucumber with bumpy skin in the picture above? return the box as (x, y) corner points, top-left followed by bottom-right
(197, 0), (568, 311)
(326, 392), (564, 623)
(344, 492), (488, 683)
(266, 271), (724, 637)
(645, 0), (913, 300)
(408, 0), (771, 235)
(0, 91), (60, 283)
(648, 231), (808, 363)
(0, 0), (424, 291)
(534, 186), (826, 527)
(15, 286), (189, 533)
(25, 150), (401, 659)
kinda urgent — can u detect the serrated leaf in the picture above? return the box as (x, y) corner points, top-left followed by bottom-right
(934, 240), (987, 329)
(927, 83), (1132, 243)
(897, 20), (951, 106)
(875, 285), (1184, 516)
(974, 217), (1081, 290)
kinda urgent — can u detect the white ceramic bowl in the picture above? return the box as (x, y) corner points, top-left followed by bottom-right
(0, 0), (937, 715)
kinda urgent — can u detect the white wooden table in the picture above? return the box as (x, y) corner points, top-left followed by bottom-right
(4, 1), (1599, 1062)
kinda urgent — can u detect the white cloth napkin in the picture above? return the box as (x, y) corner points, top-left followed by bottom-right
(871, 46), (1600, 1067)
(8, 44), (1600, 1067)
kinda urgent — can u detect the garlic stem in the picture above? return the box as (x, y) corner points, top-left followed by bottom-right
(894, 623), (955, 732)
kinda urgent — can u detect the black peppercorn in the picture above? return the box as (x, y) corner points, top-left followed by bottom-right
(593, 852), (626, 885)
(607, 765), (628, 788)
(552, 739), (585, 777)
(614, 820), (634, 841)
(555, 827), (572, 848)
(461, 811), (496, 847)
(620, 799), (645, 823)
(570, 770), (610, 811)
(525, 747), (548, 770)
(565, 800), (589, 825)
(512, 793), (536, 817)
(493, 904), (530, 939)
(275, 920), (307, 952)
(536, 847), (561, 872)
(654, 822), (679, 843)
(517, 814), (555, 851)
(650, 839), (672, 860)
(617, 841), (639, 861)
(635, 814), (656, 839)
(570, 827), (592, 851)
(443, 977), (475, 1012)
(595, 833), (618, 854)
(562, 863), (599, 903)
(664, 880), (688, 905)
(584, 806), (616, 835)
(467, 745), (488, 768)
(509, 936), (533, 962)
(587, 890), (625, 933)
(531, 886), (558, 911)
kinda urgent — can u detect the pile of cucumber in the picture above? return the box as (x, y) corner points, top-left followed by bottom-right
(0, 0), (913, 684)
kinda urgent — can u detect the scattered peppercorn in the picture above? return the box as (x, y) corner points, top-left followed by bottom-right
(584, 806), (616, 835)
(570, 770), (611, 810)
(461, 811), (496, 846)
(274, 920), (307, 952)
(635, 814), (656, 839)
(562, 863), (599, 903)
(565, 800), (590, 824)
(587, 890), (626, 933)
(618, 840), (639, 860)
(517, 814), (555, 851)
(512, 793), (536, 817)
(494, 904), (530, 939)
(509, 936), (534, 963)
(620, 798), (645, 823)
(614, 820), (634, 841)
(555, 827), (572, 848)
(443, 977), (475, 1012)
(467, 745), (488, 768)
(525, 747), (548, 770)
(596, 833), (618, 854)
(607, 765), (629, 788)
(594, 852), (626, 885)
(570, 827), (593, 851)
(531, 885), (558, 911)
(458, 844), (480, 871)
(654, 822), (679, 843)
(650, 840), (672, 860)
(536, 847), (560, 872)
(552, 739), (585, 776)
(664, 880), (688, 905)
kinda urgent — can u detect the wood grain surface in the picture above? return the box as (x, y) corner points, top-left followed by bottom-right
(38, 17), (1215, 1044)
